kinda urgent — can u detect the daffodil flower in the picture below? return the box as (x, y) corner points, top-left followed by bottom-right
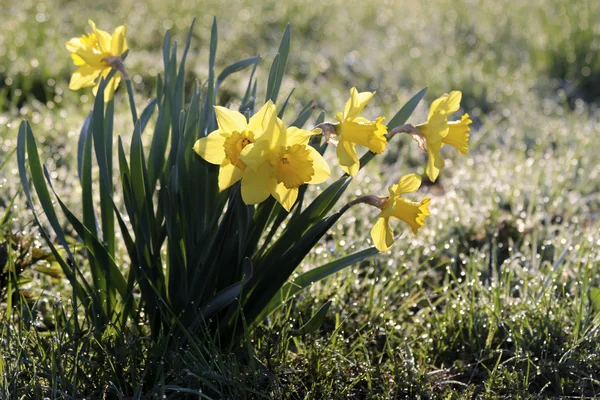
(416, 91), (472, 182)
(66, 20), (128, 102)
(193, 101), (277, 194)
(333, 87), (388, 177)
(238, 119), (331, 211)
(370, 174), (430, 252)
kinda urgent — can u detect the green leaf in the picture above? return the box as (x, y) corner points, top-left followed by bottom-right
(215, 56), (260, 98)
(265, 54), (280, 103)
(256, 247), (377, 323)
(291, 301), (332, 336)
(387, 86), (427, 129)
(267, 24), (291, 103)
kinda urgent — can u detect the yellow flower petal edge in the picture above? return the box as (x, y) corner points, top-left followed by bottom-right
(333, 88), (388, 177)
(193, 101), (277, 192)
(369, 174), (430, 252)
(65, 20), (128, 102)
(416, 91), (471, 182)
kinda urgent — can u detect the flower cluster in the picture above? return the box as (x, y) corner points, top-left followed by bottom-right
(64, 22), (472, 253)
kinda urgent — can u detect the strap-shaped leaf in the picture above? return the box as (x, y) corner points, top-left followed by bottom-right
(387, 86), (427, 129)
(255, 247), (377, 323)
(215, 56), (260, 99)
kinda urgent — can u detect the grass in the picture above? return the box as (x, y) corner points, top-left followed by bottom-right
(1, 0), (600, 398)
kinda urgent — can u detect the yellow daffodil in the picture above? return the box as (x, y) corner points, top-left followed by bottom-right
(334, 87), (388, 177)
(416, 91), (472, 182)
(193, 101), (278, 194)
(370, 174), (430, 252)
(66, 20), (128, 102)
(238, 119), (330, 211)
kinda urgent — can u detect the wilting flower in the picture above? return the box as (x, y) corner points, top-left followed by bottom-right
(239, 118), (330, 211)
(370, 174), (430, 252)
(194, 101), (277, 193)
(416, 91), (472, 182)
(66, 20), (128, 102)
(333, 87), (388, 177)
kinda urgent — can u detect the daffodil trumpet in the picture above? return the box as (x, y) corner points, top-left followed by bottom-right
(415, 91), (472, 182)
(347, 174), (430, 252)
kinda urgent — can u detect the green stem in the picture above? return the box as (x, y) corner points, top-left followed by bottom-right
(125, 79), (138, 126)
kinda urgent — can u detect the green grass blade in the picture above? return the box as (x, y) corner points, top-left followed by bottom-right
(291, 301), (332, 336)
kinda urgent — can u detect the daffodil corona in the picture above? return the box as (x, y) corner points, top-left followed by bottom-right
(239, 120), (330, 211)
(334, 88), (388, 177)
(66, 20), (128, 102)
(370, 174), (430, 252)
(416, 91), (472, 182)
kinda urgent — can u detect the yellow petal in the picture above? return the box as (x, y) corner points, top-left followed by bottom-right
(247, 100), (276, 137)
(241, 162), (273, 204)
(271, 183), (298, 212)
(66, 37), (105, 68)
(92, 69), (120, 102)
(392, 174), (422, 196)
(214, 106), (248, 133)
(193, 130), (227, 164)
(443, 114), (472, 154)
(111, 25), (128, 55)
(370, 217), (394, 252)
(336, 139), (359, 169)
(286, 126), (319, 146)
(307, 147), (330, 184)
(426, 141), (444, 182)
(239, 140), (270, 171)
(344, 87), (375, 120)
(392, 197), (430, 234)
(428, 91), (462, 120)
(69, 65), (101, 90)
(88, 20), (112, 54)
(218, 160), (243, 191)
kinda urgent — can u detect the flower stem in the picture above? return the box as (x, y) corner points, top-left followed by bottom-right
(125, 79), (138, 126)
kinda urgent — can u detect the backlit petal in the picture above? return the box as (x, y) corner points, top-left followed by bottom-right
(69, 65), (101, 90)
(239, 140), (270, 171)
(214, 106), (248, 133)
(307, 147), (331, 184)
(271, 183), (298, 212)
(248, 100), (276, 137)
(88, 20), (112, 53)
(193, 130), (228, 164)
(241, 162), (273, 204)
(370, 217), (394, 252)
(393, 174), (422, 196)
(218, 160), (243, 191)
(111, 25), (128, 55)
(344, 87), (375, 120)
(336, 139), (359, 169)
(426, 141), (444, 182)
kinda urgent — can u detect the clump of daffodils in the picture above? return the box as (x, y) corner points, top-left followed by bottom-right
(64, 22), (471, 253)
(192, 87), (472, 252)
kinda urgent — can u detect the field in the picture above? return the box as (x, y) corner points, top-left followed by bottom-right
(1, 0), (600, 398)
